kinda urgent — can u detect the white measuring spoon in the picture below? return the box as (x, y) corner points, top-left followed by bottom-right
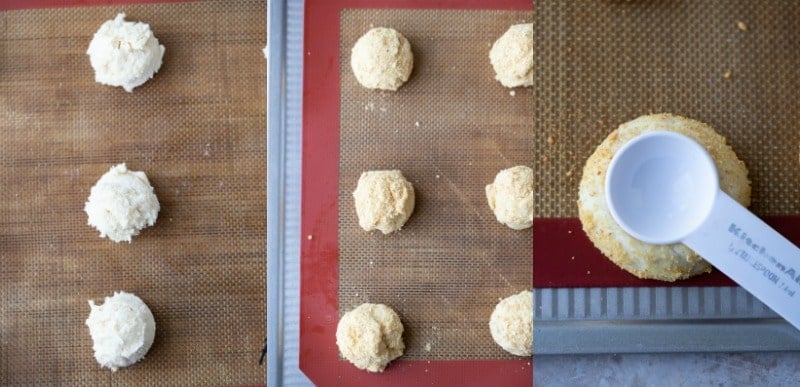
(606, 130), (800, 331)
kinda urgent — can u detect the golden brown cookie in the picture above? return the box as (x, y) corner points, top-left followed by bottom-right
(578, 114), (751, 281)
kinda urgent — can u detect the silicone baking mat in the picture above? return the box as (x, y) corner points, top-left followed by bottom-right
(0, 1), (266, 384)
(301, 0), (533, 385)
(339, 9), (532, 360)
(531, 0), (800, 288)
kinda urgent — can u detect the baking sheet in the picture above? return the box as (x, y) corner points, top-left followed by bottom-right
(295, 0), (533, 385)
(271, 2), (800, 385)
(0, 2), (267, 384)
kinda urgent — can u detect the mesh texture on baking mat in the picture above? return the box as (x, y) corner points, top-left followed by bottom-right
(531, 0), (800, 219)
(528, 0), (800, 289)
(338, 9), (533, 360)
(0, 1), (266, 384)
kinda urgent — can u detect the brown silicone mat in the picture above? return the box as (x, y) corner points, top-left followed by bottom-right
(531, 0), (800, 219)
(0, 2), (266, 384)
(338, 9), (533, 360)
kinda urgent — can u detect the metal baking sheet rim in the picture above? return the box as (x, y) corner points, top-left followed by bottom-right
(534, 318), (800, 355)
(266, 2), (800, 384)
(267, 0), (311, 385)
(534, 287), (800, 355)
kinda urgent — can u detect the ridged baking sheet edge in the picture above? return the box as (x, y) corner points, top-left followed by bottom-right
(534, 287), (800, 354)
(267, 0), (312, 385)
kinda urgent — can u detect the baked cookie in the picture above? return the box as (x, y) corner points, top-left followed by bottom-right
(578, 114), (751, 281)
(350, 27), (413, 91)
(353, 170), (415, 234)
(336, 303), (404, 372)
(486, 165), (533, 230)
(489, 290), (533, 357)
(489, 23), (533, 88)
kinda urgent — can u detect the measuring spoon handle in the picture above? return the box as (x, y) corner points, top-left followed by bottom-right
(683, 191), (800, 331)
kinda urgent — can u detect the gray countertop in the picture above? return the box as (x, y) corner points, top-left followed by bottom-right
(534, 352), (800, 386)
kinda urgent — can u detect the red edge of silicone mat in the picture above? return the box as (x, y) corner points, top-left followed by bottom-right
(301, 0), (533, 385)
(533, 217), (800, 288)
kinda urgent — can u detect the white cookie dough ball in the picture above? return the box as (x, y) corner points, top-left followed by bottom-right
(489, 23), (533, 88)
(336, 303), (404, 372)
(353, 170), (415, 234)
(84, 163), (160, 243)
(351, 27), (414, 91)
(87, 13), (165, 92)
(490, 290), (533, 357)
(486, 165), (533, 230)
(86, 291), (156, 371)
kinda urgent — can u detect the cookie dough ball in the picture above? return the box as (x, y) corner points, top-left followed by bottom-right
(353, 170), (415, 234)
(87, 13), (165, 92)
(84, 163), (160, 243)
(578, 114), (751, 281)
(486, 165), (533, 230)
(86, 291), (156, 371)
(490, 290), (533, 357)
(489, 23), (533, 88)
(351, 27), (413, 91)
(336, 303), (404, 372)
